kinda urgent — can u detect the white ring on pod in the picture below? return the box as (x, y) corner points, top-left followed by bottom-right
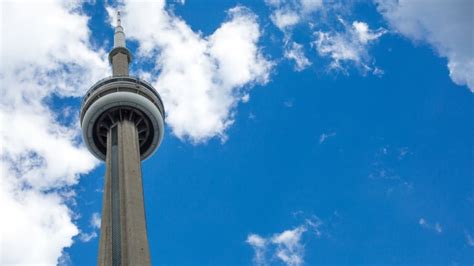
(82, 91), (164, 161)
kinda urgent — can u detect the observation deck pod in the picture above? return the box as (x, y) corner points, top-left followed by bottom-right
(80, 76), (165, 161)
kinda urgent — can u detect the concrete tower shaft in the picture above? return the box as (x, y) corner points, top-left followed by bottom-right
(80, 11), (164, 266)
(99, 120), (150, 266)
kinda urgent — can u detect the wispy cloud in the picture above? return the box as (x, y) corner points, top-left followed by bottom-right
(79, 231), (98, 243)
(319, 132), (336, 144)
(78, 212), (101, 242)
(284, 98), (295, 108)
(284, 42), (311, 71)
(264, 0), (385, 74)
(90, 212), (101, 229)
(246, 234), (268, 266)
(249, 112), (257, 121)
(314, 19), (386, 73)
(368, 145), (414, 195)
(419, 218), (443, 234)
(265, 0), (323, 32)
(465, 231), (474, 246)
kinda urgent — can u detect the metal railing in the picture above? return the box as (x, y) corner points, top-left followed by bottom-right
(81, 75), (163, 109)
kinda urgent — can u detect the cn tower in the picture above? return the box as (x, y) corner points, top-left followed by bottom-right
(80, 11), (165, 266)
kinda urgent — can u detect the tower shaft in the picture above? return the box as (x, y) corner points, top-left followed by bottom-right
(98, 119), (151, 266)
(112, 52), (130, 76)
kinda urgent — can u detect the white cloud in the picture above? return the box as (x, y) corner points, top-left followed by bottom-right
(314, 20), (386, 72)
(271, 9), (301, 30)
(272, 226), (306, 266)
(284, 42), (311, 71)
(0, 1), (108, 264)
(246, 218), (322, 266)
(353, 21), (385, 44)
(265, 0), (323, 32)
(319, 132), (336, 144)
(241, 94), (250, 103)
(116, 1), (272, 143)
(246, 234), (268, 266)
(300, 0), (323, 13)
(77, 212), (101, 243)
(0, 171), (80, 264)
(79, 231), (98, 242)
(91, 212), (101, 229)
(264, 1), (388, 74)
(375, 0), (474, 91)
(419, 217), (443, 233)
(264, 0), (324, 71)
(58, 252), (73, 266)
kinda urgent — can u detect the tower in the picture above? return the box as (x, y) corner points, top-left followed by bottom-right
(80, 11), (165, 266)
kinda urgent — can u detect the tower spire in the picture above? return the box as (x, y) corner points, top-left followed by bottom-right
(117, 10), (121, 27)
(114, 10), (126, 48)
(109, 10), (131, 76)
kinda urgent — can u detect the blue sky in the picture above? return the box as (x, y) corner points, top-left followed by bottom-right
(0, 0), (473, 265)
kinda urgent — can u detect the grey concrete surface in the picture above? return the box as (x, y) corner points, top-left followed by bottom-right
(97, 120), (151, 266)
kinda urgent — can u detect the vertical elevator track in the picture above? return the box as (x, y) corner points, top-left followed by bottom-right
(111, 125), (121, 266)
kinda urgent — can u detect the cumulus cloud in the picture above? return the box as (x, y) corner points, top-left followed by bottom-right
(314, 19), (386, 73)
(246, 218), (322, 266)
(375, 0), (474, 91)
(115, 0), (272, 143)
(0, 171), (80, 264)
(0, 1), (108, 264)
